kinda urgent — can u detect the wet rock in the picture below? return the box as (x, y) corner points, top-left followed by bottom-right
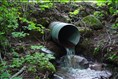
(89, 63), (107, 71)
(82, 15), (103, 30)
(60, 55), (89, 69)
(71, 55), (89, 68)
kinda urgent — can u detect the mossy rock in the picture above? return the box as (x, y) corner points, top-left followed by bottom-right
(77, 27), (93, 37)
(82, 15), (103, 30)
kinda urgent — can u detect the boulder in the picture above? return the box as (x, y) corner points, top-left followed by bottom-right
(60, 55), (89, 69)
(82, 15), (103, 30)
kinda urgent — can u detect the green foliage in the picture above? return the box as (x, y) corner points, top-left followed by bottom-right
(96, 0), (118, 15)
(25, 53), (55, 72)
(12, 49), (19, 57)
(39, 2), (53, 11)
(19, 17), (45, 34)
(31, 45), (44, 50)
(105, 0), (118, 16)
(0, 61), (8, 73)
(109, 6), (118, 15)
(0, 1), (54, 78)
(93, 11), (104, 19)
(0, 2), (18, 33)
(0, 32), (9, 46)
(93, 46), (100, 55)
(0, 72), (11, 79)
(107, 53), (118, 61)
(10, 57), (25, 68)
(12, 32), (29, 38)
(10, 52), (55, 73)
(0, 60), (10, 79)
(96, 1), (106, 7)
(69, 8), (80, 16)
(112, 23), (118, 29)
(0, 1), (19, 47)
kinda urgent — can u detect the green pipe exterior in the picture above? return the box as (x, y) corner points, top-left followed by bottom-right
(49, 22), (80, 47)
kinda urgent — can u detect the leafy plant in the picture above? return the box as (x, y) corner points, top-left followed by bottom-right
(19, 17), (45, 34)
(10, 52), (56, 73)
(112, 23), (118, 29)
(93, 46), (100, 56)
(109, 6), (118, 15)
(0, 2), (19, 34)
(107, 53), (118, 61)
(69, 8), (80, 16)
(25, 52), (55, 72)
(93, 11), (104, 19)
(31, 45), (44, 50)
(0, 72), (11, 79)
(0, 1), (19, 47)
(39, 2), (53, 11)
(12, 32), (29, 38)
(10, 57), (25, 68)
(0, 61), (10, 79)
(96, 1), (106, 7)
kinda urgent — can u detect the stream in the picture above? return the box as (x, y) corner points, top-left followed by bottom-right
(54, 42), (112, 79)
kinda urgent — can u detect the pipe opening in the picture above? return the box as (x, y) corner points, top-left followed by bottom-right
(58, 25), (80, 47)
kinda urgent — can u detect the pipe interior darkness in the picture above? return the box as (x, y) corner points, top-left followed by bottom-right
(58, 25), (79, 47)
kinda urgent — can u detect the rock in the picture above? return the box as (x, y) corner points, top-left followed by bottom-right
(82, 15), (103, 30)
(89, 63), (106, 71)
(71, 55), (89, 68)
(60, 55), (89, 69)
(77, 27), (93, 37)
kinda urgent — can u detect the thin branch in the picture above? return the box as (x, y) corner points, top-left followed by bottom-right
(10, 66), (26, 79)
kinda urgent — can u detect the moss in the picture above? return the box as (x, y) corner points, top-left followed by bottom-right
(82, 15), (103, 30)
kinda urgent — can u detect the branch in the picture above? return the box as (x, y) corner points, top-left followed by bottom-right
(10, 66), (26, 79)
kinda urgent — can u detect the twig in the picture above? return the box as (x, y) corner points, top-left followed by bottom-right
(10, 66), (26, 79)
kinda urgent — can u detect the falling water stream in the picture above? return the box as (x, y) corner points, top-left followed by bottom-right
(63, 40), (76, 68)
(65, 47), (75, 67)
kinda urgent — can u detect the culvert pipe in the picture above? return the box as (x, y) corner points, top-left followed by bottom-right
(49, 22), (80, 48)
